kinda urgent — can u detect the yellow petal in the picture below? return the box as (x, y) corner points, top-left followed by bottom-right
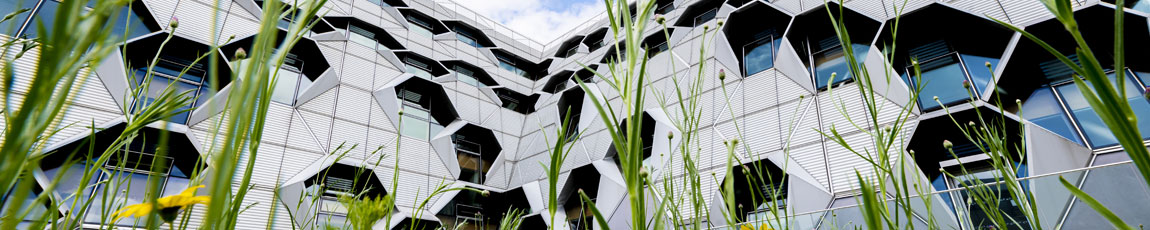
(112, 203), (154, 221)
(179, 185), (206, 197)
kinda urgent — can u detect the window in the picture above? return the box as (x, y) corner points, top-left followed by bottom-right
(0, 179), (52, 229)
(398, 89), (442, 140)
(558, 89), (585, 140)
(454, 137), (486, 184)
(455, 27), (481, 48)
(946, 164), (1031, 230)
(692, 8), (717, 27)
(8, 0), (155, 39)
(812, 37), (869, 90)
(270, 52), (313, 105)
(41, 133), (197, 228)
(1021, 88), (1084, 145)
(646, 41), (668, 58)
(454, 66), (482, 87)
(1052, 69), (1150, 148)
(655, 1), (675, 14)
(405, 57), (434, 80)
(496, 55), (529, 78)
(347, 25), (385, 51)
(743, 31), (781, 76)
(564, 46), (580, 58)
(566, 197), (595, 230)
(131, 55), (211, 124)
(303, 164), (386, 229)
(494, 88), (536, 114)
(407, 15), (433, 38)
(899, 41), (994, 111)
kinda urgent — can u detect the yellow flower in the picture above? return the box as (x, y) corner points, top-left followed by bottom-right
(738, 224), (774, 230)
(113, 185), (210, 223)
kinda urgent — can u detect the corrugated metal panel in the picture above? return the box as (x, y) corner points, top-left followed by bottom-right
(845, 0), (889, 20)
(330, 119), (369, 157)
(344, 40), (378, 64)
(1001, 0), (1052, 25)
(334, 87), (373, 123)
(298, 84), (337, 115)
(219, 10), (260, 43)
(366, 127), (398, 156)
(825, 131), (889, 193)
(744, 68), (781, 113)
(375, 63), (403, 88)
(142, 0), (178, 33)
(790, 141), (830, 188)
(279, 147), (324, 184)
(317, 42), (346, 75)
(298, 110), (334, 151)
(45, 106), (121, 147)
(946, 0), (1010, 23)
(260, 103), (295, 145)
(817, 83), (869, 132)
(455, 94), (481, 123)
(500, 110), (524, 136)
(340, 55), (377, 89)
(743, 106), (783, 154)
(774, 0), (804, 14)
(775, 70), (811, 102)
(286, 110), (326, 152)
(782, 98), (820, 146)
(370, 97), (396, 131)
(170, 0), (227, 44)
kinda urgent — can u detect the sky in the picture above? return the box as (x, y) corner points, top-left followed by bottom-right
(448, 0), (606, 44)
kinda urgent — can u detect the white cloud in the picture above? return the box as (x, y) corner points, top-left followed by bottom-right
(448, 0), (605, 44)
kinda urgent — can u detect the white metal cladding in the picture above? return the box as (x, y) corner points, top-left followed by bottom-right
(21, 0), (1133, 228)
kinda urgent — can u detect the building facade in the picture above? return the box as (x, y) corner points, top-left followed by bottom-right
(4, 0), (1150, 229)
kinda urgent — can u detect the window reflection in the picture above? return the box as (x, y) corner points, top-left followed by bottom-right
(1054, 70), (1150, 148)
(1021, 88), (1084, 145)
(813, 43), (869, 90)
(743, 33), (780, 76)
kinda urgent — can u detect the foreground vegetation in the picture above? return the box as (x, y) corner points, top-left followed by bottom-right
(0, 0), (1147, 229)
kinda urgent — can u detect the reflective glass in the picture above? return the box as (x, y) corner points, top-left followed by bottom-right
(743, 36), (778, 76)
(1132, 0), (1150, 12)
(457, 33), (479, 47)
(270, 67), (302, 104)
(406, 64), (433, 80)
(457, 71), (481, 87)
(1057, 71), (1150, 148)
(961, 54), (998, 93)
(951, 169), (1032, 230)
(401, 117), (429, 140)
(814, 44), (869, 90)
(0, 180), (50, 228)
(0, 0), (33, 35)
(347, 26), (381, 50)
(1021, 88), (1084, 145)
(1137, 71), (1150, 87)
(909, 54), (972, 111)
(109, 4), (153, 40)
(89, 171), (159, 226)
(409, 23), (433, 38)
(498, 60), (528, 78)
(22, 0), (61, 38)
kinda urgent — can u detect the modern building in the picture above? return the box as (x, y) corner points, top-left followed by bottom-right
(3, 0), (1150, 229)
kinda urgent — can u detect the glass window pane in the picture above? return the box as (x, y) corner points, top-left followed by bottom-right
(457, 33), (479, 47)
(271, 68), (302, 104)
(1021, 88), (1084, 145)
(912, 55), (971, 111)
(1057, 72), (1150, 148)
(109, 4), (152, 40)
(90, 171), (161, 226)
(347, 26), (380, 50)
(401, 115), (429, 140)
(1136, 71), (1150, 88)
(960, 54), (998, 94)
(21, 0), (60, 38)
(814, 44), (869, 90)
(0, 0), (34, 35)
(409, 23), (433, 38)
(743, 36), (775, 76)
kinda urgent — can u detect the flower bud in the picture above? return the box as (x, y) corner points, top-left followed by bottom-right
(1144, 86), (1150, 102)
(717, 20), (724, 27)
(234, 48), (247, 59)
(933, 96), (939, 101)
(655, 15), (665, 24)
(398, 109), (405, 116)
(730, 138), (739, 146)
(968, 121), (976, 127)
(229, 34), (236, 40)
(639, 167), (649, 178)
(985, 61), (992, 68)
(703, 25), (709, 31)
(481, 190), (491, 197)
(718, 69), (726, 81)
(169, 17), (179, 29)
(942, 140), (953, 149)
(667, 131), (674, 139)
(962, 80), (970, 89)
(908, 150), (916, 155)
(882, 125), (892, 133)
(741, 165), (750, 174)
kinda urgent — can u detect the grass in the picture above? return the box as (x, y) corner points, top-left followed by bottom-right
(2, 0), (1149, 229)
